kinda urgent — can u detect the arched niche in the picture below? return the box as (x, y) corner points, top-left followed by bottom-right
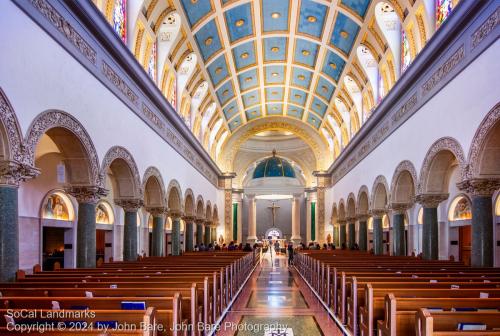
(184, 188), (195, 218)
(372, 175), (389, 210)
(96, 200), (114, 225)
(142, 167), (167, 209)
(41, 190), (75, 221)
(344, 75), (363, 124)
(447, 195), (472, 222)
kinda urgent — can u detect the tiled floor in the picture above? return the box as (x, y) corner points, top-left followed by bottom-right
(217, 250), (343, 336)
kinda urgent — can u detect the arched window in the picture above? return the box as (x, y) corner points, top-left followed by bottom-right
(377, 71), (385, 102)
(357, 45), (379, 103)
(375, 2), (402, 75)
(208, 119), (223, 150)
(177, 53), (197, 103)
(436, 0), (455, 29)
(401, 28), (411, 73)
(200, 103), (216, 139)
(334, 98), (351, 141)
(215, 131), (228, 160)
(344, 75), (363, 124)
(167, 72), (177, 111)
(147, 42), (157, 81)
(327, 115), (342, 149)
(321, 128), (334, 151)
(112, 0), (127, 42)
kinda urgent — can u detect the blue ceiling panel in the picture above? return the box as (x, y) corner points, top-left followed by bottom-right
(265, 87), (284, 102)
(310, 96), (328, 117)
(297, 0), (328, 39)
(288, 88), (307, 106)
(291, 67), (312, 89)
(194, 19), (223, 62)
(223, 99), (239, 120)
(287, 106), (305, 119)
(224, 3), (254, 43)
(315, 76), (335, 101)
(340, 0), (371, 18)
(294, 39), (319, 68)
(245, 106), (262, 120)
(264, 65), (286, 85)
(307, 112), (321, 129)
(216, 80), (235, 106)
(238, 68), (259, 91)
(242, 89), (260, 108)
(232, 41), (257, 71)
(322, 50), (346, 82)
(263, 37), (287, 63)
(180, 0), (213, 27)
(262, 0), (290, 32)
(266, 103), (283, 115)
(207, 55), (230, 86)
(330, 12), (360, 55)
(228, 115), (243, 131)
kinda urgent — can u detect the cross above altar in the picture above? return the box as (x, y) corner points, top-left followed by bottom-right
(268, 201), (280, 227)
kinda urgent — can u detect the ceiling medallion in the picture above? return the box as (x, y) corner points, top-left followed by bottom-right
(301, 49), (310, 56)
(311, 117), (316, 122)
(252, 111), (257, 115)
(271, 12), (281, 19)
(272, 106), (278, 111)
(228, 106), (234, 112)
(329, 62), (337, 69)
(235, 19), (245, 27)
(249, 95), (255, 99)
(205, 37), (213, 46)
(271, 91), (278, 95)
(245, 76), (253, 82)
(340, 30), (349, 39)
(294, 94), (301, 98)
(240, 52), (249, 59)
(271, 46), (280, 52)
(292, 109), (297, 112)
(321, 85), (328, 93)
(215, 67), (222, 74)
(191, 0), (198, 4)
(272, 72), (279, 77)
(298, 74), (305, 80)
(307, 16), (317, 23)
(315, 103), (321, 108)
(223, 90), (229, 96)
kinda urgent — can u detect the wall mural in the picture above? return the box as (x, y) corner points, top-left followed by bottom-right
(42, 192), (72, 221)
(96, 202), (113, 224)
(449, 196), (472, 221)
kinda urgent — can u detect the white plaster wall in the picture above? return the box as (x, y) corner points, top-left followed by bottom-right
(0, 1), (222, 221)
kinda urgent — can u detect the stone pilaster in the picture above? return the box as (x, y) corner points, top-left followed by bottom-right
(357, 214), (368, 251)
(390, 203), (410, 256)
(338, 219), (347, 247)
(313, 171), (331, 244)
(219, 173), (236, 243)
(195, 218), (204, 246)
(116, 198), (143, 261)
(0, 161), (39, 281)
(247, 194), (257, 243)
(68, 186), (107, 268)
(291, 193), (302, 244)
(370, 209), (386, 255)
(183, 215), (196, 252)
(458, 179), (500, 267)
(416, 194), (448, 260)
(169, 211), (182, 256)
(146, 207), (166, 256)
(204, 220), (212, 245)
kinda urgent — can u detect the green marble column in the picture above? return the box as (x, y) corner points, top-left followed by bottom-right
(211, 226), (217, 244)
(348, 221), (355, 248)
(117, 199), (142, 262)
(372, 212), (384, 255)
(184, 218), (194, 252)
(196, 220), (204, 246)
(171, 215), (181, 256)
(392, 212), (406, 256)
(204, 222), (212, 245)
(0, 185), (19, 282)
(417, 194), (447, 260)
(147, 208), (166, 257)
(339, 221), (346, 247)
(333, 225), (339, 247)
(358, 216), (368, 251)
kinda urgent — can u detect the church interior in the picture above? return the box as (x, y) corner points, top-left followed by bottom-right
(0, 0), (499, 334)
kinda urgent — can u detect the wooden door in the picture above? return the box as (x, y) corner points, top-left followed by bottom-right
(96, 229), (105, 264)
(459, 225), (472, 266)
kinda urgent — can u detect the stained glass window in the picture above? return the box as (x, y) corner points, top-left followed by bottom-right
(147, 42), (157, 81)
(401, 28), (411, 73)
(436, 0), (453, 29)
(112, 0), (126, 42)
(377, 71), (385, 103)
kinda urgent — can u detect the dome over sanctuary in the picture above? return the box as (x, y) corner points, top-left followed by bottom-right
(252, 150), (296, 179)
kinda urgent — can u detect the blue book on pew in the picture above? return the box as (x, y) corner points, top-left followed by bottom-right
(121, 301), (146, 310)
(95, 321), (118, 329)
(457, 323), (487, 331)
(452, 307), (478, 312)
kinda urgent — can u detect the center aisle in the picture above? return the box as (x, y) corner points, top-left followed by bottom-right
(217, 249), (343, 335)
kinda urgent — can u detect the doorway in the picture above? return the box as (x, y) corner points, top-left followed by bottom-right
(42, 227), (65, 270)
(459, 225), (472, 266)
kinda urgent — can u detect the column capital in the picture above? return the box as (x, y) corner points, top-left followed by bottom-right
(346, 216), (356, 223)
(246, 194), (256, 200)
(145, 206), (167, 216)
(356, 214), (369, 221)
(115, 198), (143, 212)
(369, 208), (386, 218)
(337, 219), (347, 225)
(415, 193), (449, 208)
(67, 185), (107, 204)
(204, 220), (213, 226)
(195, 218), (205, 225)
(0, 160), (40, 187)
(182, 215), (196, 222)
(167, 210), (183, 219)
(389, 203), (411, 214)
(457, 178), (500, 197)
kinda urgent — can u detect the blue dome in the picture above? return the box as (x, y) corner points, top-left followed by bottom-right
(252, 154), (296, 179)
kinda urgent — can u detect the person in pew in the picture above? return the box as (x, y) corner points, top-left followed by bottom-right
(243, 243), (252, 252)
(194, 244), (199, 252)
(228, 241), (236, 251)
(208, 243), (214, 251)
(238, 243), (243, 250)
(215, 244), (221, 251)
(323, 243), (328, 250)
(341, 243), (347, 250)
(351, 243), (360, 250)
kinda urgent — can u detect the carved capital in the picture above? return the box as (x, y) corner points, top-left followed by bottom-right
(346, 216), (356, 223)
(167, 210), (183, 219)
(415, 193), (449, 208)
(182, 215), (196, 222)
(457, 178), (500, 197)
(337, 219), (347, 225)
(370, 209), (386, 218)
(115, 198), (143, 212)
(0, 160), (40, 187)
(195, 218), (205, 225)
(356, 214), (369, 222)
(68, 186), (107, 204)
(145, 207), (167, 217)
(389, 203), (411, 215)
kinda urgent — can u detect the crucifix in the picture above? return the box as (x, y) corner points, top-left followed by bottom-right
(268, 201), (280, 227)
